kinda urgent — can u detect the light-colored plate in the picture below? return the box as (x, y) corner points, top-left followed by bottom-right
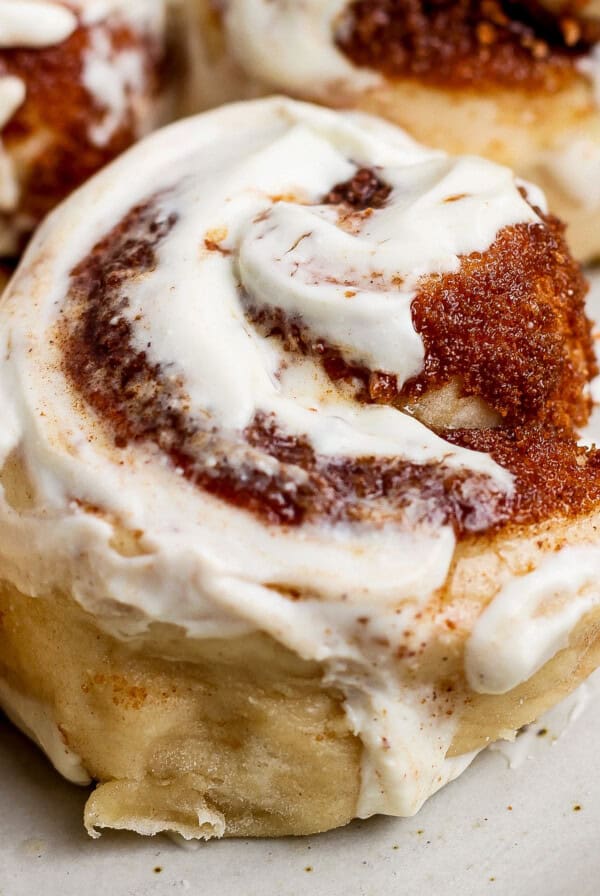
(0, 697), (598, 896)
(2, 273), (600, 896)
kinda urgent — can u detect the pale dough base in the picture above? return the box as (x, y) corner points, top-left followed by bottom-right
(2, 509), (600, 838)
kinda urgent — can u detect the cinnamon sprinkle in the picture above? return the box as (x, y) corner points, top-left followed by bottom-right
(247, 176), (594, 432)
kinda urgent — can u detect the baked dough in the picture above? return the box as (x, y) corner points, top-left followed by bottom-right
(1, 98), (600, 839)
(183, 0), (600, 262)
(0, 0), (167, 256)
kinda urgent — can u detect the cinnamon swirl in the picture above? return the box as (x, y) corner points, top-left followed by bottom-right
(185, 0), (600, 262)
(1, 97), (600, 840)
(0, 0), (167, 256)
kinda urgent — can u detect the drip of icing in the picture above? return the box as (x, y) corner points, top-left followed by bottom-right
(0, 76), (25, 215)
(0, 98), (565, 819)
(465, 544), (600, 695)
(0, 0), (77, 48)
(79, 0), (165, 146)
(0, 75), (25, 130)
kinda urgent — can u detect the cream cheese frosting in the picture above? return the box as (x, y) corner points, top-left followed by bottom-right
(0, 97), (594, 821)
(0, 0), (77, 48)
(465, 546), (600, 695)
(220, 0), (380, 102)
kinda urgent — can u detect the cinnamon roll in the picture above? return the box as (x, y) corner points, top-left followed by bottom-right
(1, 97), (600, 840)
(185, 1), (600, 262)
(0, 0), (167, 256)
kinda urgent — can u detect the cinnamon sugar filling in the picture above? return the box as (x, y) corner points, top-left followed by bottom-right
(408, 212), (594, 430)
(337, 0), (600, 90)
(60, 175), (599, 536)
(247, 176), (594, 432)
(60, 199), (508, 534)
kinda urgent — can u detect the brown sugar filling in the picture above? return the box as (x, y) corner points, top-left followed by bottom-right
(446, 425), (600, 525)
(408, 212), (595, 430)
(0, 13), (162, 244)
(59, 177), (600, 537)
(337, 0), (600, 90)
(324, 167), (392, 209)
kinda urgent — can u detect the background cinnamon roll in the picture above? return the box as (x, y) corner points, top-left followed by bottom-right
(184, 0), (600, 262)
(0, 0), (168, 256)
(1, 97), (600, 840)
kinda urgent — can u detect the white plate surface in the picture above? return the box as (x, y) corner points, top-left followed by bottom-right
(2, 274), (600, 896)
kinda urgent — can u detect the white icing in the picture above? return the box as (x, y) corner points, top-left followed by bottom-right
(465, 545), (600, 695)
(0, 74), (24, 131)
(542, 137), (600, 209)
(223, 0), (381, 100)
(0, 0), (76, 48)
(0, 98), (557, 820)
(83, 27), (146, 147)
(80, 0), (165, 146)
(0, 75), (25, 214)
(579, 269), (600, 445)
(0, 680), (91, 785)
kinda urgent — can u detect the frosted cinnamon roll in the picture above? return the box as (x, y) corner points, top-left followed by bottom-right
(185, 0), (600, 262)
(1, 97), (600, 840)
(0, 0), (167, 256)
